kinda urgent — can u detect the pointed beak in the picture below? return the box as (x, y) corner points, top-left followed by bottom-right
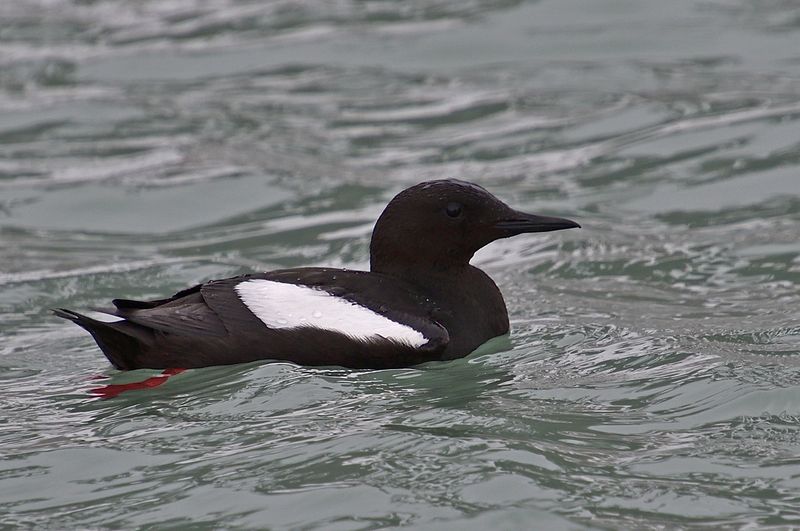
(495, 211), (581, 235)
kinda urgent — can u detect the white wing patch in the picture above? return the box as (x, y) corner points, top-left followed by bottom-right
(85, 311), (125, 323)
(234, 279), (428, 347)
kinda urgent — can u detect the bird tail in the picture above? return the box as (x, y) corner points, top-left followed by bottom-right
(53, 308), (147, 370)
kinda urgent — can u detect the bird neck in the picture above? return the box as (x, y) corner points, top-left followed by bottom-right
(370, 251), (469, 286)
(370, 256), (502, 312)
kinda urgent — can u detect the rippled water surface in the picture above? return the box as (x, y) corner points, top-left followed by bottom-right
(2, 0), (800, 528)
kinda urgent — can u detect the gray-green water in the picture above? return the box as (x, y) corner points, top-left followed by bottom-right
(2, 0), (800, 528)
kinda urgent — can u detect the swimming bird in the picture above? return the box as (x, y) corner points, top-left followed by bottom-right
(54, 179), (579, 370)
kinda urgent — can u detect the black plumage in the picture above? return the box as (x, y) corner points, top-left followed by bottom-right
(55, 179), (579, 370)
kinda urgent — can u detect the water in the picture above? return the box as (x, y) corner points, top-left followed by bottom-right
(2, 0), (800, 528)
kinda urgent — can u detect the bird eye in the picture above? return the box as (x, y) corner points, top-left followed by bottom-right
(445, 202), (463, 218)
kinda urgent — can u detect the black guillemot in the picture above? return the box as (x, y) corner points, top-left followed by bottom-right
(54, 179), (580, 370)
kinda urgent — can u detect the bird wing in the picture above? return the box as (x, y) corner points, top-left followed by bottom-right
(202, 268), (450, 351)
(106, 286), (228, 337)
(95, 268), (449, 355)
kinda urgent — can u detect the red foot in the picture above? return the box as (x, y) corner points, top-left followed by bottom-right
(90, 368), (187, 398)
